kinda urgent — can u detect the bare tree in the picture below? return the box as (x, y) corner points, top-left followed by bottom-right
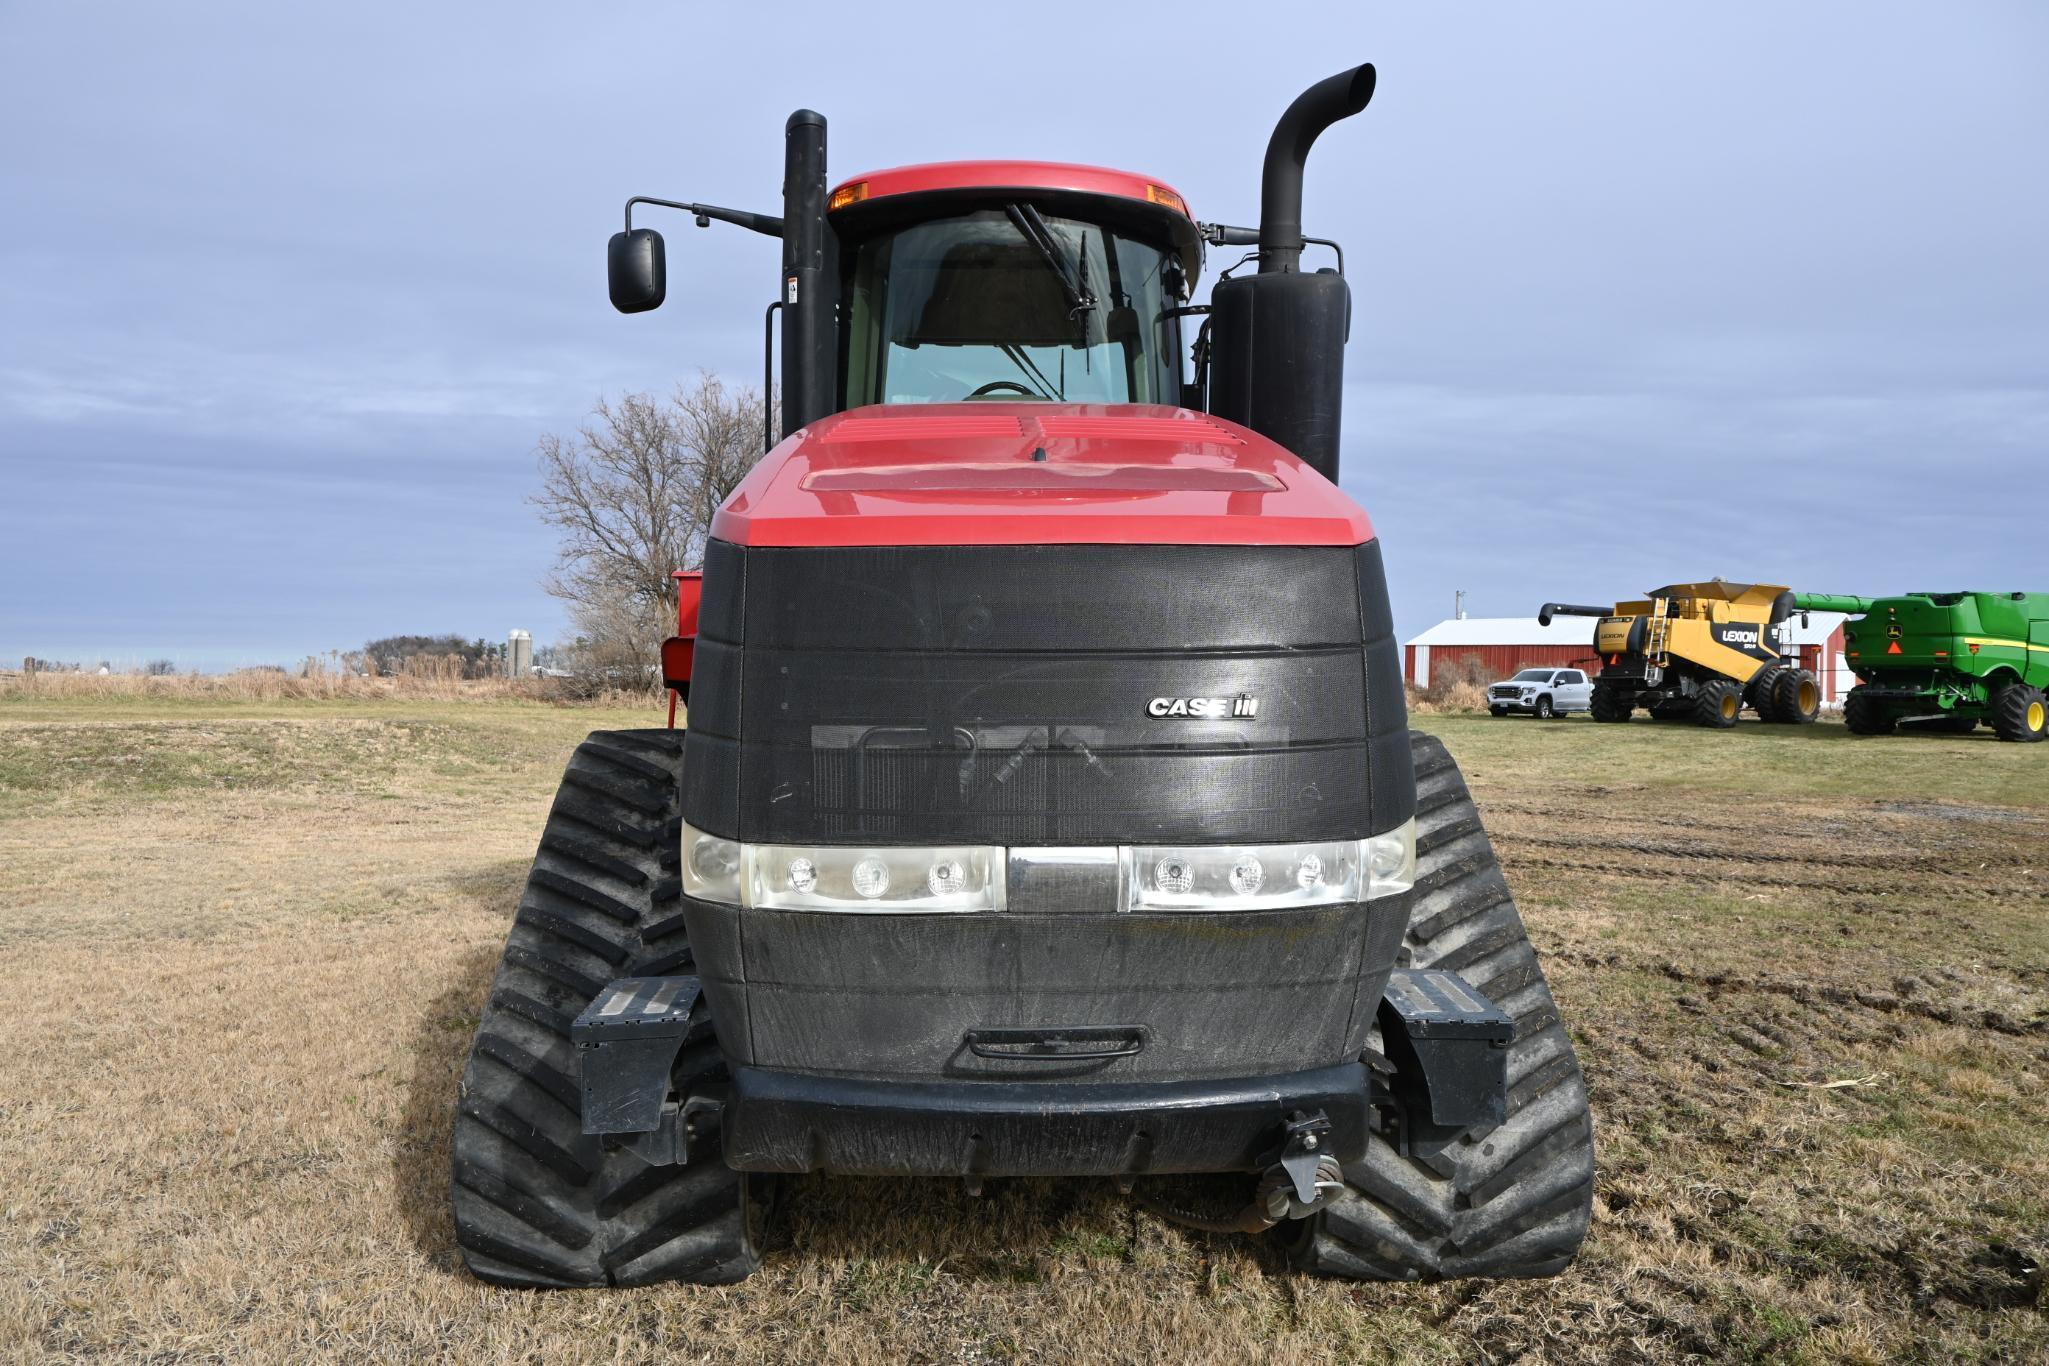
(531, 373), (771, 681)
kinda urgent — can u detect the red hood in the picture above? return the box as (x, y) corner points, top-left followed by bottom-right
(709, 403), (1372, 548)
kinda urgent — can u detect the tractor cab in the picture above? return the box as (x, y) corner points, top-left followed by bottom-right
(824, 163), (1203, 409)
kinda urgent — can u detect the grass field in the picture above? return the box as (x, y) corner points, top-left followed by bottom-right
(1, 698), (2043, 1363)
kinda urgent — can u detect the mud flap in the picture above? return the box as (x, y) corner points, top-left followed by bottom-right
(1376, 968), (1512, 1156)
(572, 976), (717, 1166)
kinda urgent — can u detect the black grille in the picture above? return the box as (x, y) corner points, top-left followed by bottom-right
(683, 540), (1412, 844)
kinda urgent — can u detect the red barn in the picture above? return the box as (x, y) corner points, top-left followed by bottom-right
(1403, 617), (1600, 689)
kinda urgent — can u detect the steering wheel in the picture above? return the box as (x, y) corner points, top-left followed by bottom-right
(963, 380), (1040, 400)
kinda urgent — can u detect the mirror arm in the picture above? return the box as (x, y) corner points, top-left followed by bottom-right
(625, 196), (785, 239)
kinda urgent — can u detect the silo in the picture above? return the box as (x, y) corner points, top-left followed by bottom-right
(508, 629), (533, 678)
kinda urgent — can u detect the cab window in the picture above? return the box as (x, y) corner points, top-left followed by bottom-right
(842, 209), (1181, 406)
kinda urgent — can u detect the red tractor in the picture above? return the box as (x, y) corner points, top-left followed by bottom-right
(452, 65), (1593, 1287)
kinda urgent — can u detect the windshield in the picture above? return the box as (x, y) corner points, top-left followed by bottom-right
(842, 209), (1181, 406)
(1512, 670), (1554, 682)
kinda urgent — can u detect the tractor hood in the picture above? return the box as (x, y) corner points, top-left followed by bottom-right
(709, 403), (1373, 548)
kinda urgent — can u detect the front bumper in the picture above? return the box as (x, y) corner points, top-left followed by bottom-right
(682, 894), (1408, 1083)
(721, 1061), (1374, 1176)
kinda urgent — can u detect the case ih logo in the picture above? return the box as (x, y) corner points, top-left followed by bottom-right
(1147, 695), (1259, 719)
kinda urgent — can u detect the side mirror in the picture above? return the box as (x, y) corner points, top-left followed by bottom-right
(608, 228), (667, 313)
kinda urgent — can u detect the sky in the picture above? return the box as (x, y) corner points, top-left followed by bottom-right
(2, 2), (2044, 668)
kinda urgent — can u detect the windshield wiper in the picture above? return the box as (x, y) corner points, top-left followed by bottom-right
(1005, 203), (1097, 322)
(999, 343), (1061, 399)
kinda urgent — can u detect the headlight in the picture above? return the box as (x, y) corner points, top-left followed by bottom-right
(1120, 819), (1416, 912)
(1124, 840), (1359, 911)
(1361, 818), (1417, 898)
(681, 819), (1414, 914)
(682, 824), (1003, 913)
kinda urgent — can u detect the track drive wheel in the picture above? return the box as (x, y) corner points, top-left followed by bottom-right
(1991, 683), (2049, 743)
(1842, 690), (1895, 736)
(1748, 666), (1785, 722)
(450, 729), (765, 1288)
(1281, 732), (1594, 1282)
(1693, 679), (1743, 729)
(1771, 669), (1821, 725)
(1588, 686), (1632, 723)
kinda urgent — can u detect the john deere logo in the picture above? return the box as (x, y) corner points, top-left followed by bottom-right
(1148, 695), (1259, 719)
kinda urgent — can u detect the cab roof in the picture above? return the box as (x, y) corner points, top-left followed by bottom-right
(829, 161), (1191, 218)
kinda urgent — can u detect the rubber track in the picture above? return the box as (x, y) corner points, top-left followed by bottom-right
(451, 729), (760, 1288)
(1289, 731), (1595, 1281)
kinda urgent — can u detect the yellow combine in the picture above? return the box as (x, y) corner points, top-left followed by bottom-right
(1538, 581), (1820, 727)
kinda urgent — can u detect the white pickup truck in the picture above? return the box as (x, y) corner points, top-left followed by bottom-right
(1487, 667), (1594, 719)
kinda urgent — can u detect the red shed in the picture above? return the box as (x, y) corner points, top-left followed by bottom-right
(1404, 617), (1603, 689)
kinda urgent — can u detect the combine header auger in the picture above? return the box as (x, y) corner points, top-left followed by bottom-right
(1540, 581), (1821, 728)
(452, 66), (1593, 1288)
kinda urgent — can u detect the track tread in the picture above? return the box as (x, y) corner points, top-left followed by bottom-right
(1288, 731), (1595, 1283)
(451, 729), (760, 1288)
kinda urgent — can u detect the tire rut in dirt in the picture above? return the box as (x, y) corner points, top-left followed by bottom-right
(1285, 731), (1594, 1281)
(451, 728), (761, 1288)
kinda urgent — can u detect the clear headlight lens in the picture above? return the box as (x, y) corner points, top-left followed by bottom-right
(1362, 818), (1417, 898)
(683, 819), (1413, 914)
(1121, 819), (1415, 911)
(753, 845), (1001, 912)
(682, 828), (743, 904)
(683, 825), (1006, 913)
(1123, 839), (1360, 911)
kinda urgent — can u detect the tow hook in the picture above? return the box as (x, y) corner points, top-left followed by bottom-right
(1138, 1109), (1346, 1234)
(1264, 1110), (1346, 1223)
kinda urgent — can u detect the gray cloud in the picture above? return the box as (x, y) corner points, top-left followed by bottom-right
(3, 1), (2043, 665)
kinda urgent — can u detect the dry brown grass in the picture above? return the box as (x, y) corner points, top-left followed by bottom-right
(1406, 678), (1491, 715)
(0, 669), (652, 707)
(1, 702), (2043, 1362)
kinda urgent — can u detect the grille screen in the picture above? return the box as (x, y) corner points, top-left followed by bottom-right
(684, 541), (1410, 844)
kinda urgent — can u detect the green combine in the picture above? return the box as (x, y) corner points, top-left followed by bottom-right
(1798, 591), (2049, 742)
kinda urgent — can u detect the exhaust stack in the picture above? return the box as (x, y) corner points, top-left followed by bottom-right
(1207, 64), (1376, 486)
(1259, 65), (1376, 274)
